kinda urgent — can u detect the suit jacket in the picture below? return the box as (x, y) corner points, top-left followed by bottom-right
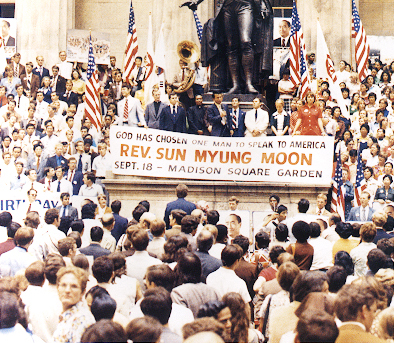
(9, 62), (25, 78)
(72, 153), (92, 173)
(244, 108), (269, 137)
(111, 213), (128, 243)
(56, 205), (78, 221)
(116, 95), (145, 127)
(79, 243), (111, 260)
(60, 91), (79, 107)
(226, 107), (246, 137)
(374, 187), (394, 202)
(164, 198), (197, 228)
(235, 258), (259, 299)
(335, 323), (386, 343)
(107, 81), (123, 103)
(159, 105), (187, 133)
(187, 105), (210, 135)
(64, 170), (84, 195)
(194, 251), (222, 280)
(32, 66), (50, 84)
(207, 103), (230, 137)
(145, 101), (166, 129)
(51, 75), (67, 94)
(348, 206), (375, 222)
(273, 36), (290, 47)
(5, 36), (15, 46)
(46, 155), (68, 171)
(20, 73), (40, 99)
(270, 111), (290, 135)
(26, 154), (48, 180)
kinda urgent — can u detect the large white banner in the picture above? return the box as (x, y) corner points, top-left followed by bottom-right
(110, 127), (335, 185)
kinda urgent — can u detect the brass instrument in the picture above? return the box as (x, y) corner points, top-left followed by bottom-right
(174, 40), (200, 94)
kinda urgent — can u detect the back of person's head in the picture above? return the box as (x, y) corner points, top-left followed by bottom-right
(44, 254), (66, 284)
(7, 222), (20, 239)
(291, 271), (328, 302)
(138, 200), (150, 212)
(126, 317), (162, 343)
(58, 216), (73, 235)
(176, 183), (189, 198)
(197, 230), (214, 252)
(140, 287), (172, 325)
(277, 261), (300, 292)
(150, 219), (166, 237)
(277, 252), (295, 266)
(81, 319), (127, 343)
(326, 266), (347, 293)
(206, 210), (220, 225)
(25, 261), (45, 286)
(255, 230), (270, 249)
(383, 214), (394, 232)
(377, 238), (394, 256)
(216, 224), (228, 243)
(70, 219), (84, 234)
(162, 234), (190, 263)
(14, 227), (34, 246)
(335, 222), (354, 239)
(360, 222), (377, 242)
(275, 223), (289, 242)
(110, 200), (121, 214)
(292, 221), (311, 243)
(101, 213), (115, 228)
(298, 199), (310, 213)
(372, 211), (388, 228)
(181, 215), (199, 234)
(0, 291), (20, 328)
(334, 251), (354, 276)
(375, 307), (394, 341)
(269, 245), (286, 264)
(90, 295), (117, 321)
(197, 300), (227, 318)
(58, 237), (75, 257)
(127, 227), (149, 251)
(296, 310), (339, 343)
(309, 222), (321, 238)
(0, 211), (12, 228)
(24, 211), (40, 229)
(171, 209), (187, 225)
(146, 264), (176, 292)
(232, 235), (250, 255)
(81, 202), (97, 219)
(176, 252), (202, 284)
(329, 214), (341, 226)
(44, 208), (59, 225)
(182, 320), (225, 342)
(203, 224), (218, 241)
(72, 254), (89, 271)
(221, 244), (242, 267)
(92, 256), (114, 283)
(68, 231), (82, 248)
(91, 226), (104, 242)
(368, 248), (391, 274)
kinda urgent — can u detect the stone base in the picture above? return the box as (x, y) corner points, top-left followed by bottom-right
(103, 173), (330, 220)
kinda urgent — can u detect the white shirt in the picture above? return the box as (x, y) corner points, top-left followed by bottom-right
(51, 178), (73, 195)
(350, 242), (377, 276)
(92, 153), (112, 178)
(29, 224), (66, 260)
(78, 183), (104, 197)
(57, 61), (73, 80)
(244, 108), (269, 137)
(308, 236), (334, 271)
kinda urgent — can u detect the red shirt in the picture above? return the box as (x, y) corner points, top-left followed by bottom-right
(299, 104), (322, 135)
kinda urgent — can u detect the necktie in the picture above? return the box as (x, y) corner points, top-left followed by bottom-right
(124, 98), (129, 121)
(40, 67), (43, 77)
(282, 39), (286, 47)
(17, 97), (20, 108)
(77, 155), (82, 172)
(232, 110), (237, 129)
(67, 91), (70, 100)
(57, 180), (61, 192)
(362, 208), (366, 221)
(255, 109), (258, 120)
(48, 179), (51, 191)
(318, 209), (321, 215)
(136, 67), (142, 80)
(17, 175), (20, 180)
(68, 143), (72, 155)
(14, 64), (18, 77)
(27, 204), (31, 214)
(27, 76), (31, 90)
(37, 157), (40, 170)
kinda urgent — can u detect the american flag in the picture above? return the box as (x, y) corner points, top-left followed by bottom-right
(331, 152), (346, 220)
(289, 0), (310, 96)
(193, 11), (203, 43)
(85, 34), (102, 131)
(123, 1), (138, 81)
(352, 0), (370, 82)
(354, 148), (367, 206)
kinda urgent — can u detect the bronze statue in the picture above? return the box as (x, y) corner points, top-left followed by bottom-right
(181, 0), (273, 94)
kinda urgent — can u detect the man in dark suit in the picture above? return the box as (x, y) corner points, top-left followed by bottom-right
(20, 62), (40, 99)
(51, 65), (67, 95)
(79, 226), (111, 260)
(46, 143), (68, 171)
(145, 89), (166, 129)
(207, 92), (230, 137)
(56, 192), (78, 221)
(159, 93), (187, 133)
(164, 183), (196, 228)
(348, 192), (375, 222)
(273, 20), (291, 47)
(1, 20), (15, 46)
(110, 200), (128, 243)
(32, 56), (50, 84)
(187, 94), (210, 135)
(107, 71), (123, 104)
(60, 80), (79, 107)
(26, 142), (47, 180)
(64, 156), (84, 195)
(10, 53), (25, 78)
(194, 231), (222, 280)
(226, 97), (245, 137)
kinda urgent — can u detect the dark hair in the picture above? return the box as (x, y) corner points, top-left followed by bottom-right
(269, 194), (280, 203)
(269, 245), (286, 264)
(162, 235), (190, 263)
(58, 216), (74, 235)
(335, 222), (353, 239)
(140, 287), (172, 325)
(360, 123), (370, 133)
(81, 203), (97, 220)
(197, 300), (227, 318)
(0, 292), (20, 328)
(349, 149), (358, 157)
(70, 219), (84, 234)
(254, 230), (270, 249)
(298, 199), (310, 213)
(368, 248), (391, 274)
(334, 251), (354, 276)
(128, 228), (149, 251)
(207, 210), (220, 225)
(126, 317), (162, 343)
(291, 271), (329, 302)
(296, 310), (339, 343)
(90, 295), (117, 321)
(91, 226), (104, 242)
(176, 183), (189, 198)
(181, 215), (199, 234)
(6, 221), (20, 238)
(221, 244), (242, 267)
(309, 222), (321, 238)
(276, 204), (287, 214)
(384, 174), (393, 184)
(92, 256), (114, 283)
(58, 237), (76, 257)
(232, 235), (250, 254)
(275, 223), (289, 242)
(292, 221), (311, 243)
(216, 224), (228, 243)
(196, 230), (214, 252)
(44, 254), (66, 284)
(175, 252), (202, 284)
(146, 264), (176, 292)
(132, 205), (147, 222)
(25, 261), (45, 286)
(377, 238), (394, 256)
(138, 200), (150, 211)
(81, 320), (127, 343)
(111, 200), (121, 213)
(327, 266), (347, 293)
(171, 209), (187, 225)
(72, 253), (89, 270)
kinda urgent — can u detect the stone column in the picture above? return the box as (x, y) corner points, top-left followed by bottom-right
(15, 0), (75, 68)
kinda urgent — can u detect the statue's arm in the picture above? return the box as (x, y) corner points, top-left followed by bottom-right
(180, 0), (205, 11)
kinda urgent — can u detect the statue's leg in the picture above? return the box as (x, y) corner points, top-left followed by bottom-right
(238, 3), (258, 94)
(223, 5), (241, 94)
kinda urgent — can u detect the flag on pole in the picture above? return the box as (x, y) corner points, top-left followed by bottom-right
(85, 34), (102, 131)
(289, 0), (310, 97)
(331, 153), (346, 220)
(123, 1), (138, 81)
(144, 13), (155, 104)
(193, 11), (203, 43)
(354, 148), (367, 206)
(352, 0), (370, 82)
(155, 24), (167, 99)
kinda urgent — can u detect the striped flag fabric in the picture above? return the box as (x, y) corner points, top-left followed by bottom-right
(354, 148), (367, 206)
(123, 1), (138, 82)
(85, 34), (102, 131)
(193, 10), (203, 43)
(352, 0), (370, 82)
(289, 0), (310, 96)
(331, 153), (346, 220)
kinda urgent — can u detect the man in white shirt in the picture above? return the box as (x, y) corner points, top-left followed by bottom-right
(35, 91), (49, 120)
(308, 222), (333, 271)
(52, 166), (73, 195)
(100, 213), (116, 252)
(244, 97), (269, 137)
(92, 142), (112, 178)
(22, 168), (44, 194)
(78, 171), (103, 197)
(116, 84), (146, 127)
(57, 51), (73, 80)
(41, 120), (60, 157)
(14, 84), (30, 117)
